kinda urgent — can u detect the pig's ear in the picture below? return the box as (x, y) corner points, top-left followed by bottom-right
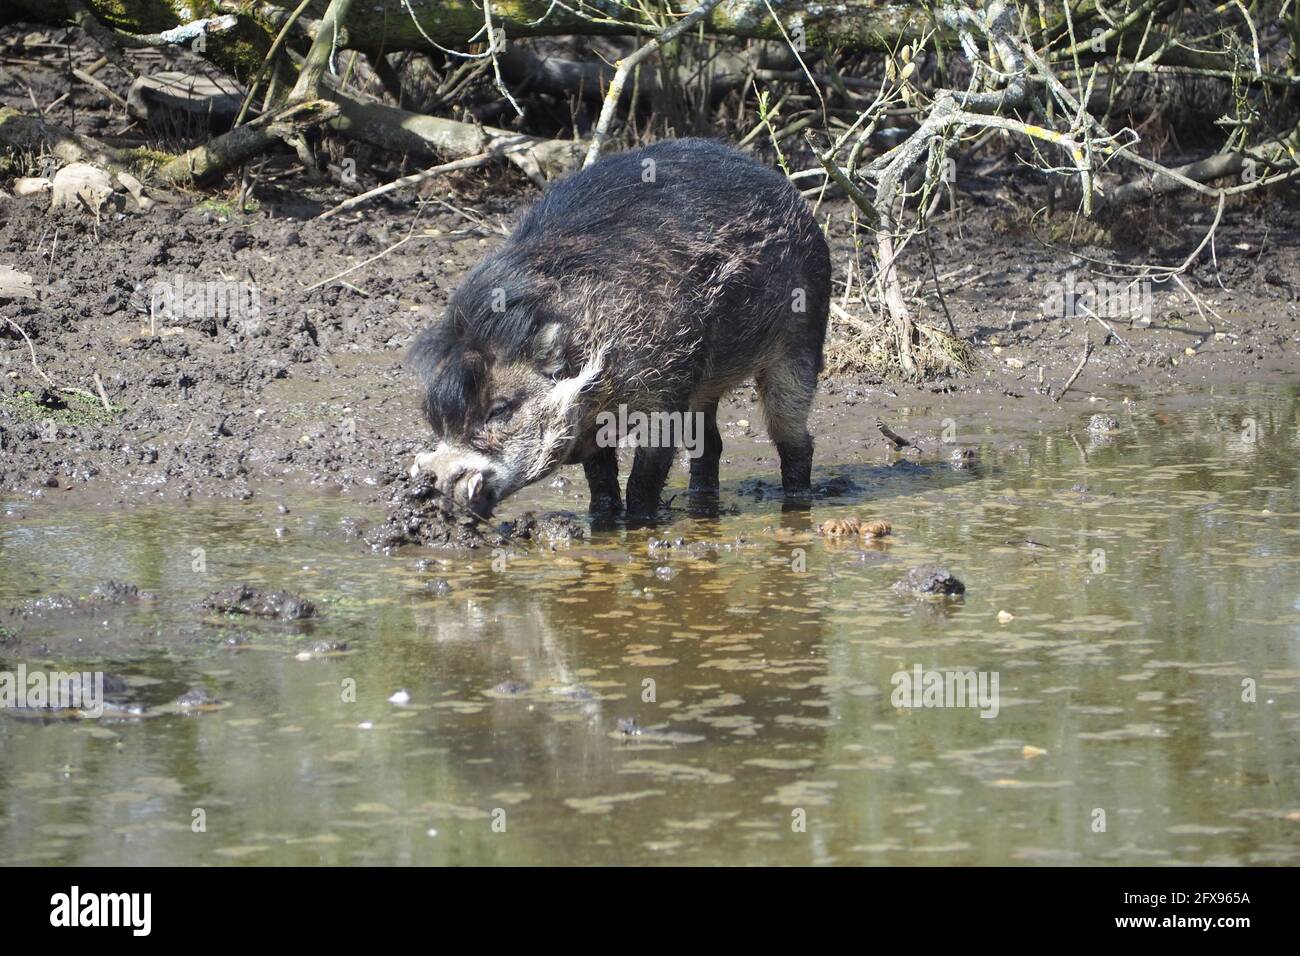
(532, 322), (568, 377)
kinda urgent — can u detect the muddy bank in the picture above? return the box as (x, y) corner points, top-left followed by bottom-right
(3, 180), (1296, 514)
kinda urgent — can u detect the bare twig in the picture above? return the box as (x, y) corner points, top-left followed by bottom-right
(318, 151), (495, 219)
(1054, 331), (1092, 403)
(583, 0), (725, 168)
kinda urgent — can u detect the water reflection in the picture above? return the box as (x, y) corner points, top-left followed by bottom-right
(0, 384), (1297, 865)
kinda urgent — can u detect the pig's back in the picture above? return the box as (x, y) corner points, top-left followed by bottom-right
(505, 138), (829, 395)
(513, 138), (818, 267)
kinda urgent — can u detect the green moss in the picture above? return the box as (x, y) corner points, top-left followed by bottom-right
(1, 390), (120, 428)
(198, 194), (260, 215)
(118, 147), (175, 175)
(89, 0), (191, 36)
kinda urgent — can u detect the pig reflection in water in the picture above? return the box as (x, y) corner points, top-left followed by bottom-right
(408, 138), (831, 520)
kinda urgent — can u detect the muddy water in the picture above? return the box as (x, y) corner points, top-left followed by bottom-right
(1, 385), (1298, 866)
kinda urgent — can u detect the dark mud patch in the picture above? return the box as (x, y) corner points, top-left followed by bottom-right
(201, 584), (317, 621)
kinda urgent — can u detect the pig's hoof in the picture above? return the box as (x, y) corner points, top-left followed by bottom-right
(625, 510), (661, 529)
(588, 495), (623, 515)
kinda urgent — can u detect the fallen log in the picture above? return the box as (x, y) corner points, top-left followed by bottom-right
(0, 99), (338, 188)
(326, 85), (585, 183)
(4, 0), (948, 57)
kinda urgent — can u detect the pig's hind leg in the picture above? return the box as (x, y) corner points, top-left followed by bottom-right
(756, 356), (817, 499)
(583, 444), (623, 514)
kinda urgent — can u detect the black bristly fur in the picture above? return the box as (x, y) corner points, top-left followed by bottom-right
(406, 137), (830, 516)
(406, 248), (559, 435)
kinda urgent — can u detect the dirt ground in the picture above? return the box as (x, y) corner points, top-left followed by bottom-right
(2, 24), (1299, 514)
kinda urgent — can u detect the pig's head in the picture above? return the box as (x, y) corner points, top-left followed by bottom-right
(407, 263), (604, 517)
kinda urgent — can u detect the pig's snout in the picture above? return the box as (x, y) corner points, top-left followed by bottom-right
(412, 448), (498, 517)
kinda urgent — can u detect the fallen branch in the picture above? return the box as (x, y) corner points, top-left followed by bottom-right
(0, 106), (134, 171)
(234, 0), (317, 127)
(156, 98), (340, 186)
(63, 0), (133, 75)
(317, 150), (495, 219)
(3, 317), (106, 407)
(326, 87), (584, 184)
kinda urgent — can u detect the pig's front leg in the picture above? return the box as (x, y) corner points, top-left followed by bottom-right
(625, 444), (675, 522)
(583, 444), (623, 514)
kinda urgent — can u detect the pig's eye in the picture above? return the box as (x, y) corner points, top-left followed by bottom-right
(486, 400), (512, 423)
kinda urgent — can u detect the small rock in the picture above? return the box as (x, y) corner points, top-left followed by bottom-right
(51, 163), (121, 213)
(949, 447), (978, 469)
(12, 177), (51, 198)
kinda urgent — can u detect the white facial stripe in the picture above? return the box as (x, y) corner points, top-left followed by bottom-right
(545, 347), (606, 412)
(410, 451), (439, 477)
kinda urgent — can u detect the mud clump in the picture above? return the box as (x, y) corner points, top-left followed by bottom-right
(1087, 414), (1120, 435)
(90, 580), (151, 602)
(814, 475), (863, 497)
(175, 687), (223, 710)
(201, 584), (317, 621)
(2, 579), (152, 625)
(895, 566), (966, 597)
(367, 472), (506, 550)
(500, 511), (586, 544)
(368, 473), (584, 550)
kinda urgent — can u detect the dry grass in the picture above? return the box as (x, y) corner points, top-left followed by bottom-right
(824, 314), (979, 379)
